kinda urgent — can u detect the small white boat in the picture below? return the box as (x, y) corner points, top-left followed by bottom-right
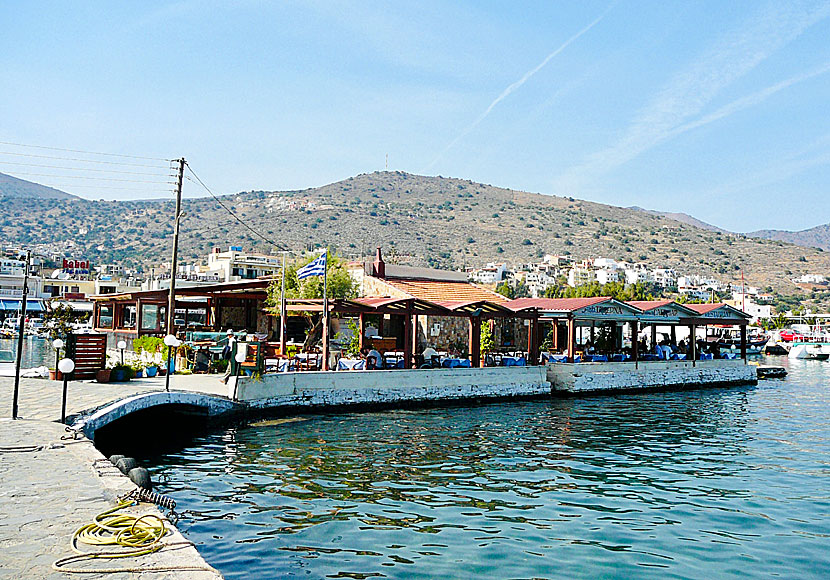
(788, 344), (830, 360)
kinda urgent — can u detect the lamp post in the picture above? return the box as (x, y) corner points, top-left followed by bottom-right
(163, 334), (180, 392)
(52, 338), (64, 377)
(58, 358), (75, 423)
(116, 340), (127, 366)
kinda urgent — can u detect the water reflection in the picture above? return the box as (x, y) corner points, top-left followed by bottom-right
(149, 360), (830, 579)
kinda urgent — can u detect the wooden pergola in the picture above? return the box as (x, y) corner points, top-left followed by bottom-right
(283, 296), (533, 370)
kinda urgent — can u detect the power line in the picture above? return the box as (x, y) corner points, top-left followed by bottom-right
(0, 150), (172, 169)
(0, 140), (171, 162)
(184, 165), (288, 251)
(1, 171), (174, 184)
(0, 160), (175, 177)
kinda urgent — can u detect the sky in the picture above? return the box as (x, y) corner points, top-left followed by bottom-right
(1, 0), (829, 232)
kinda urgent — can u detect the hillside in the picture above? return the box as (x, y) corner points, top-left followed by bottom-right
(0, 172), (77, 200)
(748, 223), (830, 252)
(629, 207), (727, 233)
(1, 171), (828, 297)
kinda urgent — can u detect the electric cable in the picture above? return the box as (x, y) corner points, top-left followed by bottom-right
(185, 164), (288, 251)
(0, 139), (171, 161)
(0, 149), (172, 168)
(0, 160), (177, 176)
(0, 171), (174, 183)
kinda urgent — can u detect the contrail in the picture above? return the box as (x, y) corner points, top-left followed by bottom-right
(422, 2), (617, 172)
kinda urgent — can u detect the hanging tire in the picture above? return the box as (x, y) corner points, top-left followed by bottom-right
(116, 457), (138, 475)
(109, 454), (126, 466)
(128, 467), (152, 490)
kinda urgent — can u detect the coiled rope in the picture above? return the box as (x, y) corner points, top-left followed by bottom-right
(52, 498), (214, 574)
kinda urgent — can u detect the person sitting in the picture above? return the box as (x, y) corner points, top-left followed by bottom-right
(584, 340), (596, 355)
(362, 347), (384, 370)
(421, 347), (439, 368)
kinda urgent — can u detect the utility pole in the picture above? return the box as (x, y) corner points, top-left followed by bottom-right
(11, 250), (30, 419)
(166, 158), (186, 335)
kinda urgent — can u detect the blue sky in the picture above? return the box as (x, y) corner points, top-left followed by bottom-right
(2, 1), (829, 232)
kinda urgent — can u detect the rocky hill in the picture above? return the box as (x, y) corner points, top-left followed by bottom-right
(748, 223), (830, 252)
(1, 171), (828, 295)
(0, 172), (78, 200)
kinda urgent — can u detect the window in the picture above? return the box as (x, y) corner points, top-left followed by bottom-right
(98, 305), (113, 328)
(141, 304), (161, 330)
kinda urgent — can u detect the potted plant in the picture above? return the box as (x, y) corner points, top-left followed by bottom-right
(131, 361), (145, 378)
(48, 368), (63, 381)
(110, 363), (131, 382)
(145, 365), (158, 377)
(96, 368), (111, 383)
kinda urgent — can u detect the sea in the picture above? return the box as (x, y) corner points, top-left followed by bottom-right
(146, 356), (829, 579)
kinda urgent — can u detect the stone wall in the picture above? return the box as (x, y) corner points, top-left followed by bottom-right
(234, 366), (551, 409)
(546, 359), (757, 393)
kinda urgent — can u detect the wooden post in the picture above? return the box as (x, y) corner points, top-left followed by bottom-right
(469, 317), (481, 368)
(403, 311), (413, 369)
(358, 312), (365, 352)
(740, 324), (747, 361)
(690, 325), (697, 366)
(527, 316), (540, 365)
(567, 317), (576, 362)
(412, 314), (419, 363)
(631, 320), (639, 366)
(135, 298), (142, 334)
(552, 320), (559, 351)
(650, 324), (657, 351)
(670, 325), (677, 345)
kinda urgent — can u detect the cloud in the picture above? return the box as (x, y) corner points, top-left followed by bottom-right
(553, 1), (830, 193)
(422, 1), (617, 172)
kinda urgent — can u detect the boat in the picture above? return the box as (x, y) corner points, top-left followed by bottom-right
(788, 343), (830, 360)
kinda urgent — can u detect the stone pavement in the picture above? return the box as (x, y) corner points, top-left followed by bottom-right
(0, 418), (222, 579)
(0, 374), (230, 422)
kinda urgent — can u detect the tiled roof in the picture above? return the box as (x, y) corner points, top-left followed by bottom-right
(505, 296), (612, 312)
(627, 300), (673, 311)
(685, 303), (725, 314)
(381, 278), (506, 303)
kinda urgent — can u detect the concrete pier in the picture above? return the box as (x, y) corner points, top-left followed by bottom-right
(546, 359), (758, 393)
(0, 418), (221, 579)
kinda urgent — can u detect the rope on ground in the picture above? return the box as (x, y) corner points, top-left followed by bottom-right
(52, 498), (215, 574)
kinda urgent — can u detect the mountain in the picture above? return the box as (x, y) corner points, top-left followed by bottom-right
(1, 171), (828, 297)
(0, 172), (78, 200)
(747, 223), (830, 252)
(629, 206), (727, 233)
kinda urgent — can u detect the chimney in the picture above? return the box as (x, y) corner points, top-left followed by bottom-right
(373, 247), (386, 279)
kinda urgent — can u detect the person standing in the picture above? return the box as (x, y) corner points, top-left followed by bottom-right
(222, 329), (236, 384)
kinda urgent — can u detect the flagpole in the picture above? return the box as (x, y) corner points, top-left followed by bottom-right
(280, 251), (287, 355)
(322, 249), (329, 371)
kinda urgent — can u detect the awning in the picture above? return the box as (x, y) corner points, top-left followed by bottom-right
(0, 299), (44, 312)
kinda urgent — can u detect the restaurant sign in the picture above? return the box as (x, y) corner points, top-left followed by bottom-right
(701, 307), (738, 319)
(576, 303), (638, 319)
(63, 258), (90, 275)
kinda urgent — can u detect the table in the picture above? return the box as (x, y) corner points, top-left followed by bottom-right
(585, 354), (608, 362)
(265, 358), (293, 372)
(337, 358), (365, 370)
(501, 356), (526, 367)
(548, 354), (568, 363)
(670, 353), (687, 361)
(441, 358), (471, 368)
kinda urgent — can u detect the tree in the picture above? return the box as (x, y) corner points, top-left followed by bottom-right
(266, 250), (358, 350)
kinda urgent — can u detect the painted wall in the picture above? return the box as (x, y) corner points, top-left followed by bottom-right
(546, 359), (757, 392)
(233, 366), (551, 408)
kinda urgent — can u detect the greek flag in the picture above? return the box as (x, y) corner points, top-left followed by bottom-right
(297, 250), (327, 280)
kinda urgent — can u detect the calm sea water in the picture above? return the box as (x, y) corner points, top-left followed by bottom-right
(0, 337), (55, 368)
(148, 357), (830, 579)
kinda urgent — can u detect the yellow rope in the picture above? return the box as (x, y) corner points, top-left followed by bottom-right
(52, 499), (215, 574)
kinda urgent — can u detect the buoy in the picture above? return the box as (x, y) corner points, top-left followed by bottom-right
(116, 457), (138, 475)
(128, 467), (152, 490)
(109, 454), (126, 466)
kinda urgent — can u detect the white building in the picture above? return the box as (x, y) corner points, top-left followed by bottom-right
(469, 263), (506, 284)
(651, 268), (677, 288)
(568, 266), (596, 287)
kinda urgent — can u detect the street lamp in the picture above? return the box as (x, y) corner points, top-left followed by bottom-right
(52, 338), (64, 377)
(58, 357), (75, 423)
(163, 334), (180, 392)
(116, 340), (127, 366)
